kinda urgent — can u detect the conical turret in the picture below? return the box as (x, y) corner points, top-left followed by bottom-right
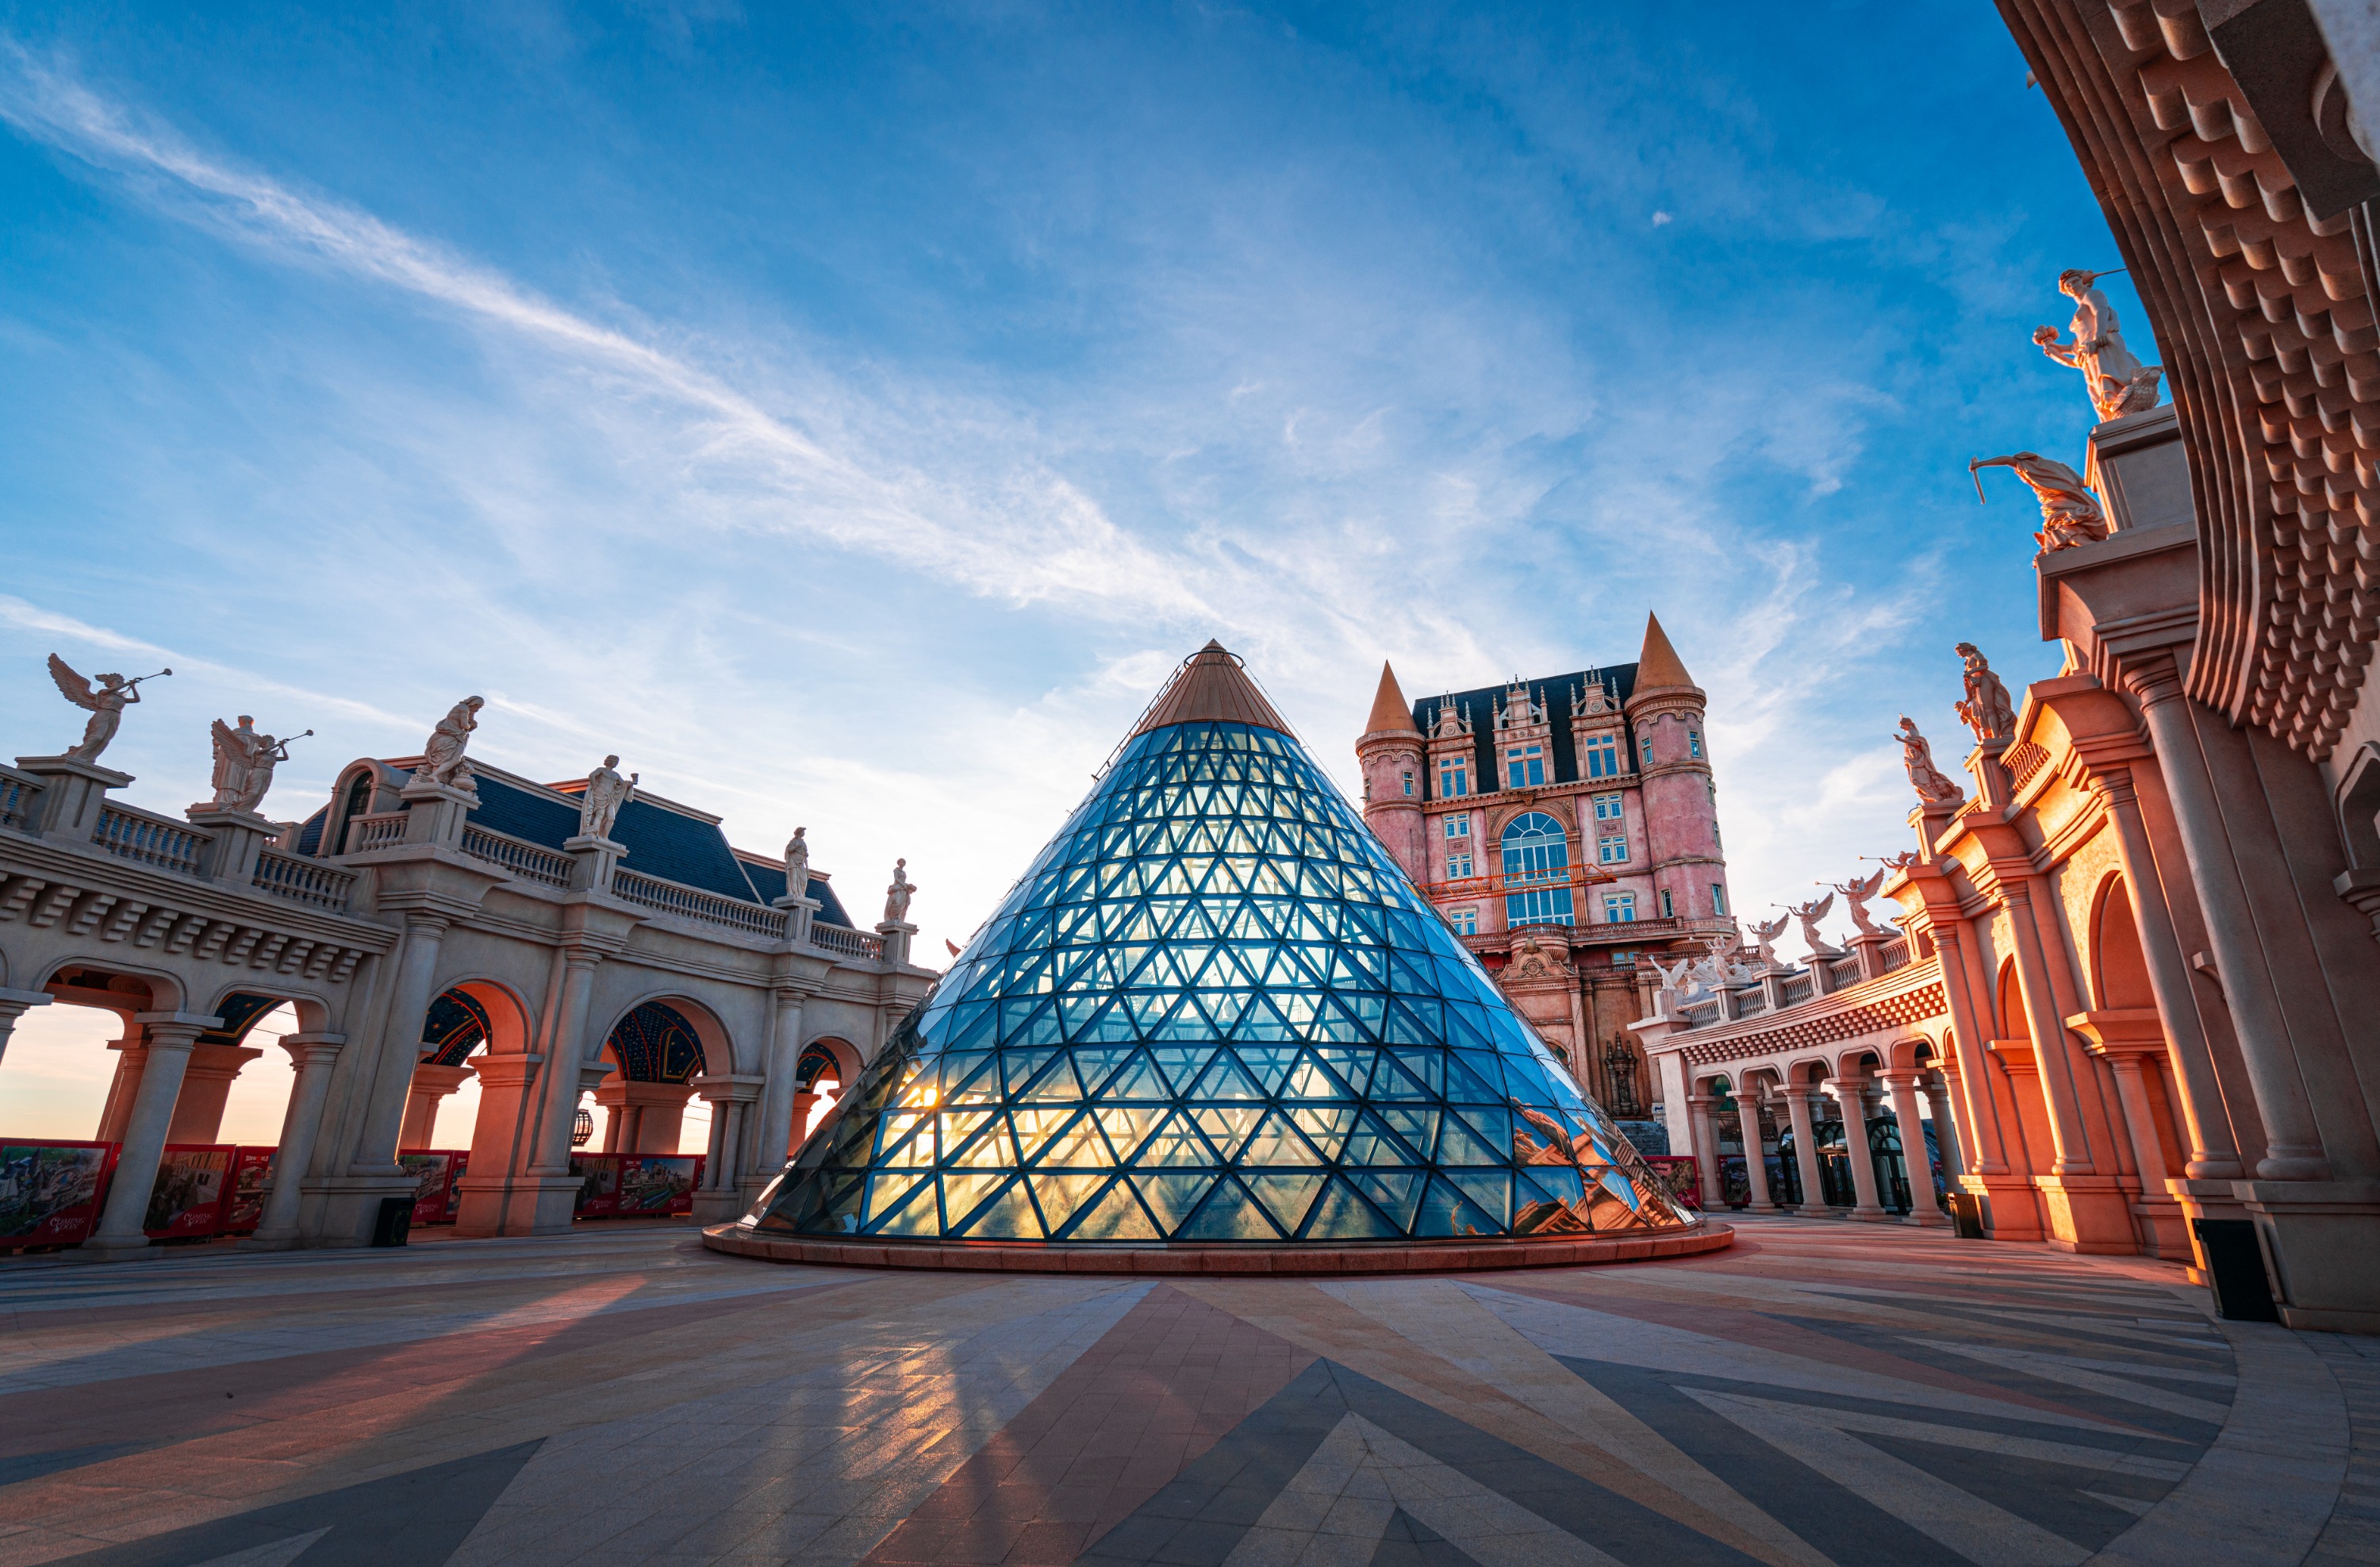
(746, 643), (1693, 1250)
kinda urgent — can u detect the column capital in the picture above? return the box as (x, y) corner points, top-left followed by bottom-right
(0, 986), (52, 1013)
(403, 911), (455, 939)
(134, 1011), (221, 1050)
(2117, 650), (2186, 709)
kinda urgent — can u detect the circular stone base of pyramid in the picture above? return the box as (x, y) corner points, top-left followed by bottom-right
(701, 1220), (1732, 1275)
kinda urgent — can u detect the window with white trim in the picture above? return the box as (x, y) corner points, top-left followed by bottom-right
(1583, 734), (1621, 778)
(1400, 770), (1415, 797)
(1438, 756), (1469, 797)
(1597, 835), (1628, 864)
(1711, 882), (1728, 916)
(1641, 735), (1655, 766)
(1591, 793), (1622, 822)
(1448, 905), (1478, 936)
(1603, 891), (1637, 923)
(1660, 887), (1676, 918)
(1504, 743), (1546, 789)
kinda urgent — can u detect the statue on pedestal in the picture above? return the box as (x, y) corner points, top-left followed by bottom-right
(883, 858), (914, 924)
(2033, 269), (2162, 421)
(782, 827), (811, 901)
(1971, 452), (2109, 551)
(1832, 868), (1887, 937)
(1897, 716), (1967, 806)
(579, 755), (637, 839)
(1953, 643), (2017, 744)
(1745, 912), (1789, 970)
(1787, 891), (1837, 956)
(413, 697), (484, 793)
(208, 716), (309, 812)
(47, 655), (169, 762)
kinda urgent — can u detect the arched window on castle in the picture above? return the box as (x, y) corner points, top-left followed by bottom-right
(1500, 811), (1573, 928)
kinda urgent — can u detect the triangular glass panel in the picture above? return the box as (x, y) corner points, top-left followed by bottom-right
(1064, 1177), (1161, 1241)
(1131, 1172), (1219, 1231)
(1245, 1172), (1326, 1235)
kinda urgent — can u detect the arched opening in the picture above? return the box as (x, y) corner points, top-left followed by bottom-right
(1, 964), (320, 1250)
(399, 980), (536, 1231)
(568, 997), (727, 1222)
(1499, 811), (1574, 928)
(795, 1035), (863, 1150)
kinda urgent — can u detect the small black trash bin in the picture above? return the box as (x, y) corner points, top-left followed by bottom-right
(371, 1196), (413, 1248)
(2194, 1218), (2278, 1321)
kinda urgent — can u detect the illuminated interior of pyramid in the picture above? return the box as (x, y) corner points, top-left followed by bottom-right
(747, 642), (1695, 1246)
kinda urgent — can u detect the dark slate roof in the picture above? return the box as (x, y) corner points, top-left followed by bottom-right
(735, 857), (856, 928)
(1412, 663), (1641, 801)
(293, 806), (328, 858)
(466, 776), (766, 905)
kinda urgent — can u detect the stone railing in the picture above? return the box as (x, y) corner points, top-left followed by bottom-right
(252, 848), (359, 912)
(1781, 971), (1815, 1007)
(0, 770), (41, 833)
(346, 812), (409, 854)
(1677, 996), (1721, 1028)
(92, 803), (209, 877)
(613, 868), (789, 937)
(808, 921), (885, 960)
(1826, 954), (1864, 990)
(459, 825), (574, 889)
(1879, 935), (1910, 970)
(1735, 989), (1768, 1017)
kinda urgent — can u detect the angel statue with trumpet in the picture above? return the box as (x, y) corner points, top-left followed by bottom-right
(46, 655), (171, 762)
(208, 716), (312, 815)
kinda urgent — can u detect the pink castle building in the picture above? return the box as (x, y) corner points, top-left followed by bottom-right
(1355, 613), (1733, 1123)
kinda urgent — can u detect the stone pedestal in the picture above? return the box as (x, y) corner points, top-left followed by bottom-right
(1848, 931), (1894, 983)
(398, 778), (478, 848)
(562, 834), (625, 893)
(163, 1043), (264, 1144)
(773, 894), (820, 947)
(186, 806), (274, 887)
(14, 755), (132, 845)
(399, 1061), (477, 1150)
(877, 920), (917, 968)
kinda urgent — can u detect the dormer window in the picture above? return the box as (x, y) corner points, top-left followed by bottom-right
(1438, 757), (1469, 798)
(1504, 743), (1545, 789)
(1583, 735), (1620, 778)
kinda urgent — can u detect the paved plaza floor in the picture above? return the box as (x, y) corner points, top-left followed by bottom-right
(0, 1216), (2373, 1567)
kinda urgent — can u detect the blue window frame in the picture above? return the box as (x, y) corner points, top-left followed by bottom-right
(1438, 758), (1469, 798)
(1504, 744), (1545, 789)
(1449, 905), (1478, 936)
(1603, 892), (1636, 923)
(1583, 736), (1620, 778)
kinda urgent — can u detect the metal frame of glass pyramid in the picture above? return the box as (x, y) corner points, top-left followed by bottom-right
(724, 643), (1721, 1272)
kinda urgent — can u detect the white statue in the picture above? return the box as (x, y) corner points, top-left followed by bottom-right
(2033, 269), (2162, 421)
(208, 716), (309, 813)
(1954, 643), (2017, 744)
(579, 755), (637, 839)
(1787, 892), (1838, 956)
(48, 655), (168, 762)
(1881, 850), (1921, 874)
(1745, 912), (1789, 969)
(782, 827), (811, 900)
(1897, 716), (1967, 806)
(1833, 868), (1888, 938)
(883, 858), (914, 924)
(1971, 452), (2109, 551)
(413, 697), (484, 793)
(1649, 953), (1696, 997)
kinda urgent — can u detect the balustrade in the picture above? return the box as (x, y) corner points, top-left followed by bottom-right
(459, 824), (574, 888)
(252, 848), (358, 912)
(345, 812), (408, 854)
(0, 770), (41, 832)
(91, 804), (209, 876)
(808, 921), (885, 959)
(612, 868), (789, 936)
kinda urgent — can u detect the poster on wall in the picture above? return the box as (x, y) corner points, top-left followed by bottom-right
(400, 1153), (454, 1227)
(616, 1155), (701, 1216)
(224, 1147), (276, 1232)
(443, 1150), (470, 1222)
(146, 1146), (233, 1239)
(1642, 1155), (1701, 1212)
(0, 1141), (117, 1250)
(570, 1154), (621, 1218)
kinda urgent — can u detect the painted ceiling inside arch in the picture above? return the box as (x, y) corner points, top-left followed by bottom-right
(608, 1001), (705, 1083)
(750, 643), (1692, 1246)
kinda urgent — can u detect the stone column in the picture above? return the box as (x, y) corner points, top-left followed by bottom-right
(529, 953), (605, 1176)
(690, 1073), (766, 1223)
(1926, 920), (2010, 1174)
(1881, 1070), (1948, 1225)
(398, 1062), (475, 1150)
(1784, 1085), (1829, 1213)
(83, 1012), (217, 1260)
(0, 987), (51, 1069)
(2125, 657), (2328, 1178)
(1739, 1096), (1779, 1213)
(243, 1034), (345, 1250)
(1686, 1093), (1726, 1209)
(751, 985), (810, 1171)
(1826, 1079), (1891, 1220)
(1998, 878), (2096, 1175)
(1924, 1077), (1967, 1179)
(94, 1031), (148, 1145)
(163, 1043), (264, 1144)
(354, 912), (455, 1165)
(592, 1079), (697, 1154)
(2094, 766), (2246, 1178)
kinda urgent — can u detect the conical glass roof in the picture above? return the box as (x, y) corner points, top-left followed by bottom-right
(749, 645), (1693, 1246)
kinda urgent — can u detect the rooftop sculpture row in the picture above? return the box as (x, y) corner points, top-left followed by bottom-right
(31, 659), (916, 924)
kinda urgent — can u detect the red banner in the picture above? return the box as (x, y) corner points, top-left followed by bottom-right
(0, 1140), (117, 1248)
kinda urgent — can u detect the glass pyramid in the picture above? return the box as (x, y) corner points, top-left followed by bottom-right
(748, 643), (1693, 1246)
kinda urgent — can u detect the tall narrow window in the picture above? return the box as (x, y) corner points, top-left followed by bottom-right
(1688, 729), (1703, 759)
(1711, 882), (1728, 916)
(1504, 743), (1545, 789)
(1640, 735), (1655, 766)
(1660, 887), (1676, 918)
(1500, 810), (1574, 927)
(1401, 770), (1415, 797)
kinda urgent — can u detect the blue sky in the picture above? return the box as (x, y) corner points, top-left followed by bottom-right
(0, 2), (2143, 971)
